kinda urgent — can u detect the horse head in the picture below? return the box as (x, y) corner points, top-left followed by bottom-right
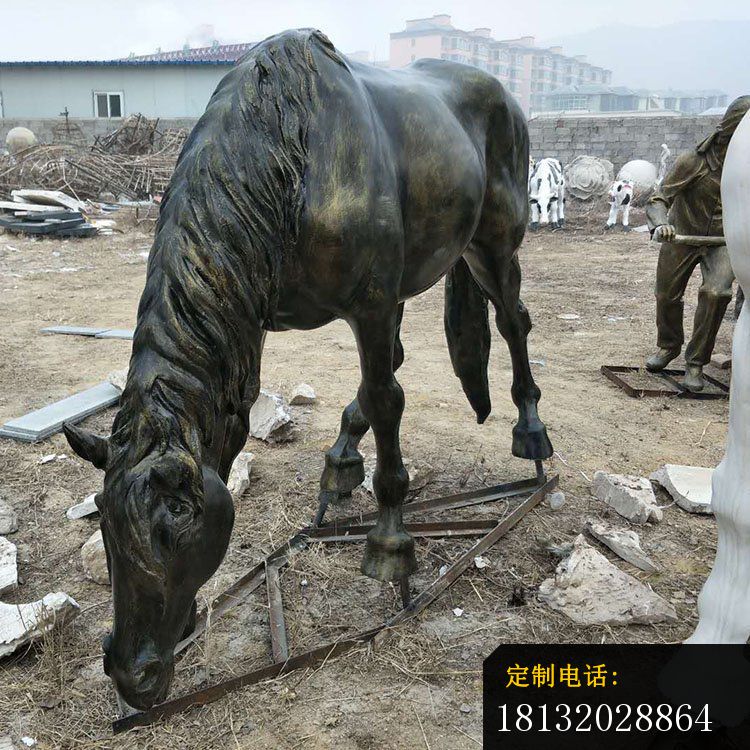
(63, 421), (234, 709)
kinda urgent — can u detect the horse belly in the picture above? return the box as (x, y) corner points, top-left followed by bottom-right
(399, 136), (485, 298)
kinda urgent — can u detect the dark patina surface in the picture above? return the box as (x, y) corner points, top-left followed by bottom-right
(63, 28), (552, 708)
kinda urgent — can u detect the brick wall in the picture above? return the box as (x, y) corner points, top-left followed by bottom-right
(528, 115), (723, 171)
(3, 114), (724, 174)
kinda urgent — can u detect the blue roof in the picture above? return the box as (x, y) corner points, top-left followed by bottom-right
(0, 59), (235, 68)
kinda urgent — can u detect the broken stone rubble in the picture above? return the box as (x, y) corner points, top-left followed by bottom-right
(537, 534), (676, 626)
(362, 457), (433, 494)
(289, 383), (316, 405)
(0, 537), (18, 595)
(650, 464), (713, 515)
(0, 495), (18, 534)
(592, 470), (663, 524)
(227, 452), (254, 498)
(0, 592), (80, 658)
(248, 389), (294, 442)
(66, 493), (98, 520)
(585, 520), (660, 573)
(81, 530), (109, 585)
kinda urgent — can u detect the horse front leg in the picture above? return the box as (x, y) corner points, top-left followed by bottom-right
(350, 304), (416, 583)
(314, 305), (405, 525)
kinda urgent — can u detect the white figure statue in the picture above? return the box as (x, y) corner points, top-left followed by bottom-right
(687, 109), (750, 644)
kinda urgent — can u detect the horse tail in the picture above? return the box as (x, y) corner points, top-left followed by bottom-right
(443, 257), (492, 423)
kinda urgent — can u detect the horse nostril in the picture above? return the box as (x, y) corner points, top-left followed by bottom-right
(133, 658), (164, 694)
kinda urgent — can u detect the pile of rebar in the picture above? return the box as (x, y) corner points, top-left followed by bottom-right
(0, 138), (185, 201)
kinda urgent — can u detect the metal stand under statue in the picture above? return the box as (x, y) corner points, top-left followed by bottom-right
(688, 110), (750, 644)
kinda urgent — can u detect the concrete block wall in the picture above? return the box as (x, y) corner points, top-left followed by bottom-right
(1, 117), (199, 148)
(528, 115), (723, 171)
(2, 114), (724, 175)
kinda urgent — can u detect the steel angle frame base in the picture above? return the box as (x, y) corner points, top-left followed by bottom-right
(601, 365), (729, 400)
(113, 472), (558, 734)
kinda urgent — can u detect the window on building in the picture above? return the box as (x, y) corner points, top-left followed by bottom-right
(94, 92), (123, 118)
(411, 38), (416, 47)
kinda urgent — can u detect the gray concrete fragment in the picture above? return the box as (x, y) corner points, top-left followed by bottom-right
(538, 535), (676, 626)
(592, 470), (663, 524)
(81, 530), (109, 585)
(66, 493), (98, 520)
(0, 495), (18, 534)
(650, 464), (713, 515)
(0, 592), (79, 657)
(289, 383), (316, 405)
(40, 325), (109, 337)
(94, 329), (134, 340)
(0, 537), (18, 594)
(227, 452), (254, 498)
(363, 457), (432, 494)
(0, 383), (121, 443)
(248, 390), (294, 442)
(547, 491), (566, 510)
(585, 520), (660, 573)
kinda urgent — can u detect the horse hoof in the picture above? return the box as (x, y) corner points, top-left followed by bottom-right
(529, 222), (539, 231)
(512, 422), (554, 461)
(361, 527), (418, 582)
(319, 452), (365, 495)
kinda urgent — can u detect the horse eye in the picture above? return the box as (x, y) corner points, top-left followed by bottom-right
(165, 497), (187, 516)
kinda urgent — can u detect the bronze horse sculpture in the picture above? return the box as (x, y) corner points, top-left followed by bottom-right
(63, 29), (553, 709)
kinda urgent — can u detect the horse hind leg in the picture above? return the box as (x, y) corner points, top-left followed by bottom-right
(464, 238), (553, 461)
(315, 305), (405, 525)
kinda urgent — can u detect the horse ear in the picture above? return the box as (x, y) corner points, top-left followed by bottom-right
(63, 423), (109, 470)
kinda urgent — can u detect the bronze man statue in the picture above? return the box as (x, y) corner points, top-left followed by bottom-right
(646, 95), (750, 392)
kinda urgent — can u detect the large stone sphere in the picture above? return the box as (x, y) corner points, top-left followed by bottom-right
(5, 127), (38, 155)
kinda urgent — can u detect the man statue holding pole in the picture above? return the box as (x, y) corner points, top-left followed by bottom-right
(646, 96), (750, 392)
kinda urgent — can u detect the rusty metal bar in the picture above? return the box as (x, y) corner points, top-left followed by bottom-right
(601, 365), (729, 400)
(175, 534), (307, 656)
(266, 561), (289, 663)
(179, 475), (542, 655)
(389, 474), (557, 626)
(305, 519), (498, 544)
(113, 626), (384, 734)
(112, 474), (557, 734)
(316, 475), (542, 529)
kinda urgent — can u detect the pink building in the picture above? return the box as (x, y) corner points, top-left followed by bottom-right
(389, 15), (612, 115)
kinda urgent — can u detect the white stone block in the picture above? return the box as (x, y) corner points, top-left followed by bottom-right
(592, 470), (663, 524)
(650, 464), (713, 515)
(538, 535), (676, 626)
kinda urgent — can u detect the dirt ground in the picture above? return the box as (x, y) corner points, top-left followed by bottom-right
(0, 207), (735, 749)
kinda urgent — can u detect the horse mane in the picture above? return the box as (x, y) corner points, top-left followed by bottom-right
(103, 30), (347, 569)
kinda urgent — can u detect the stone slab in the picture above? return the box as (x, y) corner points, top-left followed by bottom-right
(650, 464), (714, 514)
(0, 383), (121, 443)
(0, 537), (18, 595)
(538, 535), (677, 626)
(40, 325), (109, 337)
(0, 592), (80, 658)
(66, 493), (98, 520)
(94, 329), (134, 340)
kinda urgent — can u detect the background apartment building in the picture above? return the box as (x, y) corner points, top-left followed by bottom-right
(390, 14), (612, 114)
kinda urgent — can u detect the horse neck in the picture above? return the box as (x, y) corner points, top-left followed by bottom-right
(122, 234), (265, 465)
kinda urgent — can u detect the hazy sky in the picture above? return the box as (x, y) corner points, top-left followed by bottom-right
(1, 0), (749, 61)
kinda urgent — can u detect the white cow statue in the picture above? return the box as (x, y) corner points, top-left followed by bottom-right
(529, 157), (565, 230)
(605, 179), (634, 230)
(688, 110), (750, 644)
